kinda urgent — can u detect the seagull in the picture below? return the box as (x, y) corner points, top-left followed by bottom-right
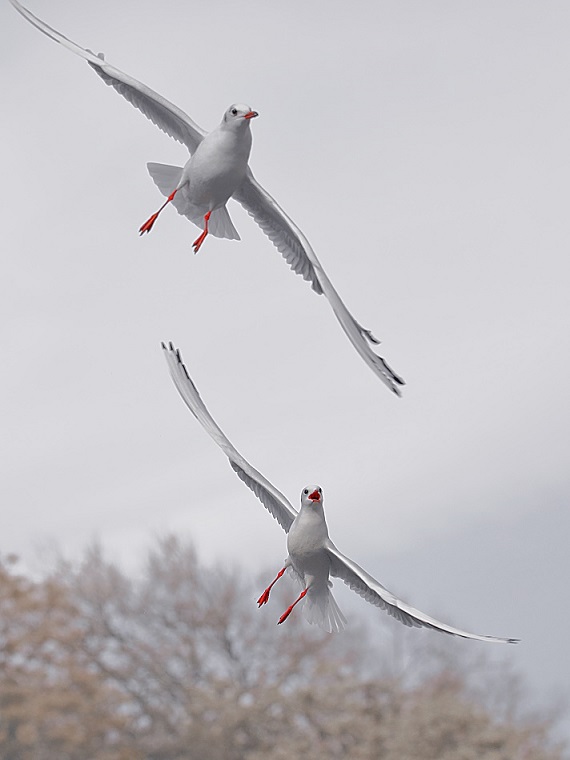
(162, 341), (518, 642)
(10, 0), (404, 396)
(139, 103), (259, 255)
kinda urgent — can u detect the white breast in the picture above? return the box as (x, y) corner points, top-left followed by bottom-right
(186, 128), (252, 208)
(288, 505), (326, 548)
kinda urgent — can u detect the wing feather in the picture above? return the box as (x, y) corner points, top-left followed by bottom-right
(325, 540), (519, 644)
(162, 342), (297, 533)
(233, 172), (405, 395)
(9, 0), (206, 153)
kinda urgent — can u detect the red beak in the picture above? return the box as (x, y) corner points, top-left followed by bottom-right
(308, 489), (320, 502)
(244, 110), (258, 119)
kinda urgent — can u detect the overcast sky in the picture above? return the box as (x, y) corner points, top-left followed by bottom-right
(2, 0), (569, 742)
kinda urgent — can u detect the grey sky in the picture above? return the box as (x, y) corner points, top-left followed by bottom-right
(2, 0), (569, 741)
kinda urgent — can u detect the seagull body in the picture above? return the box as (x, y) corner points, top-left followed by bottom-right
(184, 111), (253, 215)
(140, 104), (258, 252)
(279, 486), (347, 632)
(162, 341), (518, 643)
(10, 0), (404, 395)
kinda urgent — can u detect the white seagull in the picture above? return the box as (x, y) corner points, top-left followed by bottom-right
(10, 0), (405, 396)
(162, 341), (518, 642)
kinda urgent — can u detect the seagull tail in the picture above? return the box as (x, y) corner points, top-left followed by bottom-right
(303, 584), (347, 633)
(146, 162), (240, 240)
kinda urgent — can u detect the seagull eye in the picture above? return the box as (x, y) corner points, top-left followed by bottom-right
(231, 108), (238, 115)
(303, 489), (308, 495)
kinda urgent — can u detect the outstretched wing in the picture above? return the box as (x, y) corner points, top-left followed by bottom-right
(9, 0), (206, 153)
(325, 539), (519, 644)
(162, 342), (297, 533)
(233, 171), (405, 396)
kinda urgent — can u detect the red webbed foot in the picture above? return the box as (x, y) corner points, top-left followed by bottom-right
(193, 211), (211, 254)
(257, 567), (286, 608)
(257, 588), (271, 607)
(277, 588), (307, 625)
(139, 189), (179, 236)
(139, 212), (159, 235)
(192, 230), (208, 254)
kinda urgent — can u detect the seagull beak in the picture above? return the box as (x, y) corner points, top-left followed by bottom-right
(244, 111), (258, 119)
(308, 490), (321, 502)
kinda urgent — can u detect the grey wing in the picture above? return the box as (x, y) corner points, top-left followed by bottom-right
(10, 0), (206, 153)
(233, 172), (405, 396)
(325, 539), (519, 644)
(162, 342), (297, 533)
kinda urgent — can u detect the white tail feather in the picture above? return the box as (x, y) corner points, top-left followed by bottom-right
(303, 585), (347, 633)
(147, 162), (183, 197)
(207, 206), (241, 240)
(146, 162), (240, 240)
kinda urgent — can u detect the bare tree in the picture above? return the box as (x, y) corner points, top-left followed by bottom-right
(0, 553), (135, 760)
(0, 539), (565, 760)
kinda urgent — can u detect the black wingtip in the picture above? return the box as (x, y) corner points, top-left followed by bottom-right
(161, 341), (179, 356)
(364, 328), (382, 346)
(387, 370), (405, 396)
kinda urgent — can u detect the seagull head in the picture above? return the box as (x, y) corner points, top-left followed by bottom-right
(223, 103), (259, 126)
(301, 485), (323, 507)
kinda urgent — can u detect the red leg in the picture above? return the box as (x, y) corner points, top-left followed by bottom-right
(192, 211), (211, 254)
(139, 188), (178, 235)
(257, 567), (286, 607)
(278, 588), (307, 625)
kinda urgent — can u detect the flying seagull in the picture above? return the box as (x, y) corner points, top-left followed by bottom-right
(10, 0), (405, 396)
(162, 341), (518, 642)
